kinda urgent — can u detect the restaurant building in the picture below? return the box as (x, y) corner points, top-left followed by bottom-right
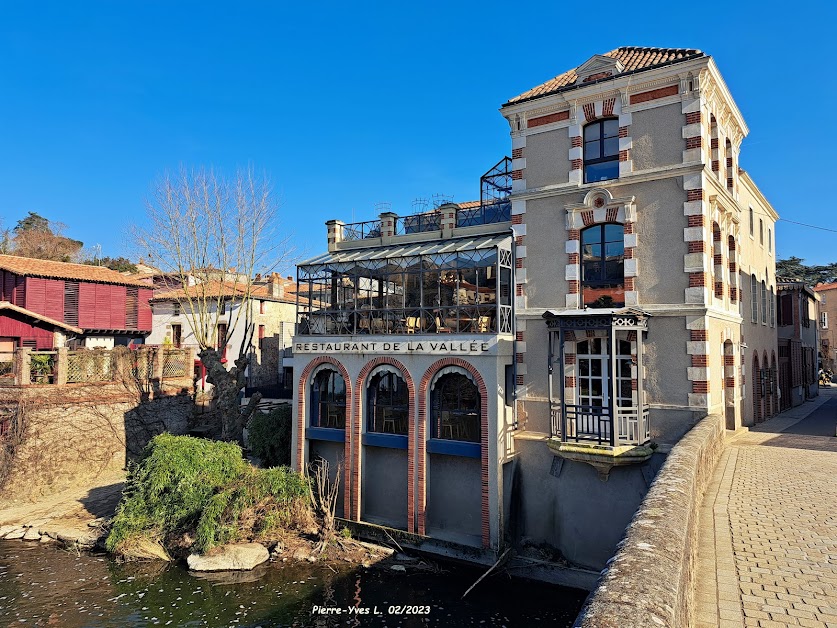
(291, 47), (779, 569)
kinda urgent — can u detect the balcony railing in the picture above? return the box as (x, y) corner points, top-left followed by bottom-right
(394, 211), (440, 235)
(299, 305), (512, 335)
(551, 402), (650, 447)
(456, 201), (511, 228)
(343, 220), (382, 241)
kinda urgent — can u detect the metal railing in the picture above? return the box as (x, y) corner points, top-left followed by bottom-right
(342, 220), (383, 241)
(394, 212), (440, 235)
(456, 201), (511, 228)
(554, 403), (651, 446)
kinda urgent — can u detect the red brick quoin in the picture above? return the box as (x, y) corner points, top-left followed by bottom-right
(417, 358), (490, 548)
(295, 356), (353, 516)
(353, 357), (416, 531)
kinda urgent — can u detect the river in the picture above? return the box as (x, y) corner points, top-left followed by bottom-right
(0, 542), (586, 627)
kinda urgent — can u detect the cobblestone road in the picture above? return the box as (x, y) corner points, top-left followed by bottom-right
(696, 388), (837, 627)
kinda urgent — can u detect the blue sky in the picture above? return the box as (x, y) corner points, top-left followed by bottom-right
(1, 1), (834, 272)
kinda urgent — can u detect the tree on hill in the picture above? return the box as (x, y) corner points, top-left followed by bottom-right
(776, 256), (837, 286)
(82, 256), (138, 273)
(133, 166), (294, 443)
(9, 211), (84, 262)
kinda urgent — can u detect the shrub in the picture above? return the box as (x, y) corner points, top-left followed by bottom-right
(106, 433), (311, 558)
(107, 434), (248, 556)
(247, 405), (292, 467)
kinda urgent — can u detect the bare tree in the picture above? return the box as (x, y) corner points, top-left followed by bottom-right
(134, 166), (293, 442)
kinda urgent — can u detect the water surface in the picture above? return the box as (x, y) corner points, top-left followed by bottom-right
(0, 541), (586, 627)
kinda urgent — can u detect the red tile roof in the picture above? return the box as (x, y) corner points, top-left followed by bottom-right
(0, 254), (149, 286)
(152, 278), (310, 306)
(814, 282), (837, 292)
(505, 47), (704, 105)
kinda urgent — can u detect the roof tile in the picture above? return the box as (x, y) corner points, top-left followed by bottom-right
(0, 254), (150, 286)
(505, 46), (704, 105)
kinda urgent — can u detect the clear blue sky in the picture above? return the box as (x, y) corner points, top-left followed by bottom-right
(1, 1), (834, 271)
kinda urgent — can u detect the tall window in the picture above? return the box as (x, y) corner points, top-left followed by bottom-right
(311, 369), (346, 429)
(749, 208), (754, 237)
(367, 370), (408, 435)
(768, 228), (772, 253)
(584, 119), (619, 183)
(431, 373), (479, 443)
(759, 219), (764, 245)
(581, 224), (625, 308)
(751, 274), (758, 323)
(769, 288), (775, 327)
(171, 324), (182, 348)
(761, 280), (767, 324)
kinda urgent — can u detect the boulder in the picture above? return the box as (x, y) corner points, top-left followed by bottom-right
(4, 528), (25, 540)
(23, 528), (41, 541)
(187, 543), (269, 572)
(0, 525), (17, 538)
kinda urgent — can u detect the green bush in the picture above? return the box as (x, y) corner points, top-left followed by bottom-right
(106, 433), (310, 557)
(247, 405), (292, 467)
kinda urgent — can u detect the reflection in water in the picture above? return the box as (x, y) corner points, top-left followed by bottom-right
(0, 542), (586, 627)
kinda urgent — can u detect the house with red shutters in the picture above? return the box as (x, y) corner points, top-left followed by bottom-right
(0, 254), (153, 353)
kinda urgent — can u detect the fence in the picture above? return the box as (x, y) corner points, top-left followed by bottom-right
(0, 347), (195, 387)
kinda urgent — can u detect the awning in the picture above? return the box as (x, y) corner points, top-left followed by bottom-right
(298, 234), (512, 267)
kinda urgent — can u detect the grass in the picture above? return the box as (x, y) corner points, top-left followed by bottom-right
(106, 433), (311, 558)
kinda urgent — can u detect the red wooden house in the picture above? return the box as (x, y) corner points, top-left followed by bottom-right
(0, 255), (152, 350)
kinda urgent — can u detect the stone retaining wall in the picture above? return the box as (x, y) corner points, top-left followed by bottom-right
(0, 378), (193, 501)
(575, 413), (725, 627)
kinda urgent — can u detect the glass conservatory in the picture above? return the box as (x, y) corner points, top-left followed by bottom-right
(296, 235), (514, 335)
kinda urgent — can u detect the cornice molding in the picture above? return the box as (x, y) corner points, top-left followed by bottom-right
(511, 162), (703, 202)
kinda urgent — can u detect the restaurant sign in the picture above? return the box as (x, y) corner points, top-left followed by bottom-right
(293, 339), (496, 356)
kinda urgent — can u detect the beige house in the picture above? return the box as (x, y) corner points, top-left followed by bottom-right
(291, 46), (780, 569)
(815, 282), (837, 371)
(148, 273), (300, 389)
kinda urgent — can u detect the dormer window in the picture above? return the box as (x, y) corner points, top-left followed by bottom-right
(584, 119), (619, 183)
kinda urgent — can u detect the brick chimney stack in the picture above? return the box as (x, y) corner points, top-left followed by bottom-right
(267, 272), (284, 299)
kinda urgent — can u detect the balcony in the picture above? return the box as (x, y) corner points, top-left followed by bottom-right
(332, 157), (512, 246)
(297, 235), (514, 336)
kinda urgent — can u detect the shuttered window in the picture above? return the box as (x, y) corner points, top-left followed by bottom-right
(64, 281), (79, 326)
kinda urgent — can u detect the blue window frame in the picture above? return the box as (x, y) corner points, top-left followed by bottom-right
(584, 119), (619, 183)
(430, 373), (480, 444)
(310, 369), (346, 429)
(367, 371), (409, 435)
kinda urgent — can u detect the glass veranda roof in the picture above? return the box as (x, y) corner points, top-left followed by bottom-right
(298, 234), (512, 268)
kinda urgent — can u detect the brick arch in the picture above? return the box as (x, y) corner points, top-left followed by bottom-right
(763, 351), (771, 418)
(753, 353), (762, 423)
(418, 358), (490, 548)
(353, 357), (416, 531)
(295, 356), (353, 515)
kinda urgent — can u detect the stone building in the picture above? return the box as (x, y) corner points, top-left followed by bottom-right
(776, 280), (819, 408)
(814, 282), (837, 371)
(148, 273), (300, 390)
(291, 47), (779, 569)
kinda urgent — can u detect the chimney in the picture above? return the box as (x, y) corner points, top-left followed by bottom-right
(268, 272), (284, 299)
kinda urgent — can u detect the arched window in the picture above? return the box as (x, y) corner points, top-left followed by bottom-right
(761, 280), (767, 324)
(751, 274), (758, 323)
(367, 370), (409, 435)
(431, 372), (480, 443)
(581, 223), (625, 308)
(583, 119), (619, 183)
(311, 369), (346, 429)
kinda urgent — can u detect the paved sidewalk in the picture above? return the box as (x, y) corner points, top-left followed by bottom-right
(695, 388), (837, 627)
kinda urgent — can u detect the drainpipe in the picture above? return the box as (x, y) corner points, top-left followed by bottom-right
(511, 237), (519, 429)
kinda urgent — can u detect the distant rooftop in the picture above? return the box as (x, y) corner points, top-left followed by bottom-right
(0, 254), (150, 287)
